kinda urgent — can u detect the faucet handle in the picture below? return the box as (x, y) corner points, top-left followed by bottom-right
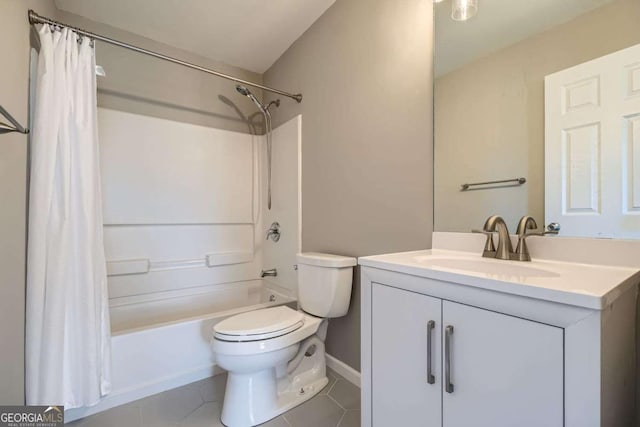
(516, 216), (538, 236)
(266, 221), (281, 242)
(513, 223), (560, 262)
(522, 229), (559, 238)
(472, 229), (496, 257)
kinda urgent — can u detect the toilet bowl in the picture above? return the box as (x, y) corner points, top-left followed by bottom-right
(211, 252), (356, 427)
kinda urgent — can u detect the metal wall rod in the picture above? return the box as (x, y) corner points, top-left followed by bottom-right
(27, 10), (303, 103)
(460, 177), (526, 191)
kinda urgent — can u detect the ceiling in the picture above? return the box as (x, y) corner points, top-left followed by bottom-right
(435, 0), (615, 76)
(54, 0), (336, 74)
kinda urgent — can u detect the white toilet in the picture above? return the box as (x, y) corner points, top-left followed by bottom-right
(212, 252), (356, 427)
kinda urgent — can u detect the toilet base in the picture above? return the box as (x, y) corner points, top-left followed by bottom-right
(222, 375), (329, 427)
(220, 334), (329, 427)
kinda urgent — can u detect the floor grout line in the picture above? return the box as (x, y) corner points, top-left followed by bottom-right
(336, 408), (347, 427)
(326, 378), (340, 395)
(326, 393), (346, 411)
(177, 399), (205, 425)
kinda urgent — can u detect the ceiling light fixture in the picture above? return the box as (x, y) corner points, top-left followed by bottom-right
(451, 0), (478, 21)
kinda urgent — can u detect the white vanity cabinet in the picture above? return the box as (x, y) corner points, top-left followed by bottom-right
(371, 283), (563, 427)
(360, 249), (640, 427)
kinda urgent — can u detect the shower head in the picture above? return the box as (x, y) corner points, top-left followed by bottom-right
(235, 84), (280, 115)
(236, 84), (265, 112)
(235, 85), (252, 97)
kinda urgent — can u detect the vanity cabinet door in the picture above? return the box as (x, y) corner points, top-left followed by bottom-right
(371, 283), (442, 427)
(442, 301), (563, 427)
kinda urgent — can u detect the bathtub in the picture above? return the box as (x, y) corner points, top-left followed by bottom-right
(66, 279), (295, 422)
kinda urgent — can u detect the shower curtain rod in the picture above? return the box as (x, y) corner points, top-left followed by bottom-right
(27, 10), (303, 103)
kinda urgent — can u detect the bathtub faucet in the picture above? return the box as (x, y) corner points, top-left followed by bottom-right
(266, 222), (281, 242)
(261, 268), (278, 278)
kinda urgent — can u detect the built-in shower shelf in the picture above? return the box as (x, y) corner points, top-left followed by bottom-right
(107, 259), (150, 276)
(106, 252), (254, 276)
(206, 251), (254, 267)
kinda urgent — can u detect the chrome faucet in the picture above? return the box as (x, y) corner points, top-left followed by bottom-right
(482, 215), (513, 260)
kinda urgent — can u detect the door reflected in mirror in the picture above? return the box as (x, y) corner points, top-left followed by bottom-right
(433, 0), (640, 238)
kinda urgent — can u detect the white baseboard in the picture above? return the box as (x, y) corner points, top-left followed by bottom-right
(326, 354), (361, 388)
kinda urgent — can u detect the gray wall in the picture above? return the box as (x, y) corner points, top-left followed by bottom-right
(56, 10), (265, 134)
(0, 0), (58, 405)
(264, 0), (434, 371)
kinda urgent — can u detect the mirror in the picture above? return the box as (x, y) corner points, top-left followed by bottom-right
(433, 0), (640, 238)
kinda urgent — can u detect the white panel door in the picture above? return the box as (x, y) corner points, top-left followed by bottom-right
(442, 301), (563, 427)
(545, 43), (640, 238)
(371, 283), (442, 427)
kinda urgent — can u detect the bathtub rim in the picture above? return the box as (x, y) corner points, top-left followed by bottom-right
(111, 282), (296, 337)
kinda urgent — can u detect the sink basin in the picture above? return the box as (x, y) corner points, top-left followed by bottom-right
(412, 256), (560, 278)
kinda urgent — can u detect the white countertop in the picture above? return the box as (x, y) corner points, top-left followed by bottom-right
(358, 249), (640, 309)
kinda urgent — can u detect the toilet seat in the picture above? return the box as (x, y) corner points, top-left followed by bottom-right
(214, 306), (304, 342)
(212, 310), (324, 356)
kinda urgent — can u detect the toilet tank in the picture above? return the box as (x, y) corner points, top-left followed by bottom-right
(296, 253), (357, 318)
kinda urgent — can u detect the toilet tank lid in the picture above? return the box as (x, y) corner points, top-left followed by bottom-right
(297, 252), (357, 268)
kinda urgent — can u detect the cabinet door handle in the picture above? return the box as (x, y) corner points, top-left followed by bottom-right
(427, 320), (435, 384)
(445, 325), (454, 393)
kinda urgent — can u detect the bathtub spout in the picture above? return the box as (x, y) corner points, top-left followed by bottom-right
(261, 268), (278, 278)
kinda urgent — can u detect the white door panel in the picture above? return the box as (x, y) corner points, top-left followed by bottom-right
(546, 43), (640, 238)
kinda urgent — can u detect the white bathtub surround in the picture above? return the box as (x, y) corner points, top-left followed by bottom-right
(261, 115), (302, 293)
(26, 26), (111, 409)
(65, 280), (293, 422)
(98, 108), (264, 300)
(98, 110), (302, 300)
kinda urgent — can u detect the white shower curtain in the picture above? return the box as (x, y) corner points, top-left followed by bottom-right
(26, 25), (111, 409)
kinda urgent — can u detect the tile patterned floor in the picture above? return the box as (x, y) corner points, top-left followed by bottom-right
(68, 368), (360, 427)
